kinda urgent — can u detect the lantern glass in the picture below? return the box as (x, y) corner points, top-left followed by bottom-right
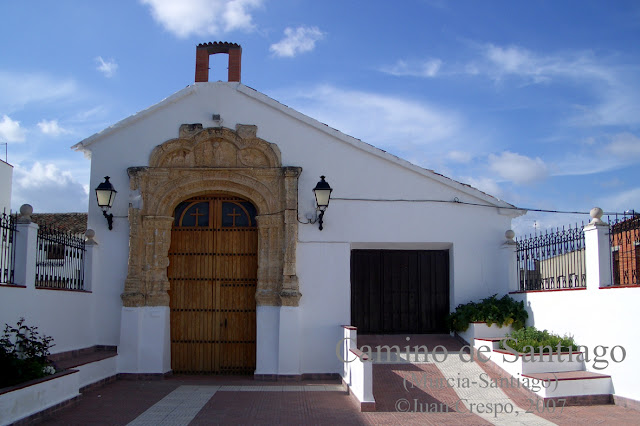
(313, 176), (332, 210)
(95, 176), (117, 209)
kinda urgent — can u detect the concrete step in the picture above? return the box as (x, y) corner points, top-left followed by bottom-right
(473, 337), (504, 350)
(522, 371), (613, 400)
(49, 346), (118, 390)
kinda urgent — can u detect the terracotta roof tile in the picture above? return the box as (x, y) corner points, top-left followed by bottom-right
(26, 213), (88, 235)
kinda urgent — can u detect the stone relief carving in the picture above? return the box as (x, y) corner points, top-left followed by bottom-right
(123, 124), (301, 308)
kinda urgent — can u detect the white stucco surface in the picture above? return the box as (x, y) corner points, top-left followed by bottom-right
(0, 160), (12, 215)
(73, 82), (522, 377)
(511, 287), (640, 402)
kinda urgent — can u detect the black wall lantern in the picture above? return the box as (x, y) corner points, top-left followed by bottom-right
(312, 176), (332, 230)
(95, 176), (117, 230)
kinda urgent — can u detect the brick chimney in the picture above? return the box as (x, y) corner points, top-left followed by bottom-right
(195, 42), (242, 83)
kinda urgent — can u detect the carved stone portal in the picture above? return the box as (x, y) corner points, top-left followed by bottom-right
(122, 125), (301, 308)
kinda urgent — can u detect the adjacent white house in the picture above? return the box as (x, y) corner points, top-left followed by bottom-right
(0, 159), (12, 215)
(71, 42), (524, 377)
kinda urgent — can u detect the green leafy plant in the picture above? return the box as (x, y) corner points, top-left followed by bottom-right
(499, 327), (578, 354)
(447, 294), (528, 332)
(0, 318), (55, 388)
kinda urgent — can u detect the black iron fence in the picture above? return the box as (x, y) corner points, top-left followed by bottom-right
(0, 211), (16, 284)
(35, 224), (85, 290)
(609, 212), (640, 286)
(516, 224), (586, 291)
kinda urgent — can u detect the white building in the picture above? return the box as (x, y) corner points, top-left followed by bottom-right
(0, 159), (13, 215)
(72, 42), (524, 377)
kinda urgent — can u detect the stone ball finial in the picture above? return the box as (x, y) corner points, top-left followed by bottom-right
(590, 207), (603, 220)
(85, 229), (97, 245)
(504, 229), (517, 245)
(18, 204), (33, 223)
(20, 204), (33, 216)
(589, 207), (606, 225)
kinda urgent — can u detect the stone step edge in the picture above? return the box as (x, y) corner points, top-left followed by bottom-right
(522, 372), (612, 381)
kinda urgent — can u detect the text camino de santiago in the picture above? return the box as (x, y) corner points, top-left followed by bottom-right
(337, 337), (627, 370)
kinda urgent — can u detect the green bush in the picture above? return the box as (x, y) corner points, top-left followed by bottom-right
(499, 327), (578, 354)
(0, 318), (55, 388)
(447, 294), (528, 332)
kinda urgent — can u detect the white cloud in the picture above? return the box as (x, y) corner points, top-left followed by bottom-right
(37, 119), (69, 136)
(11, 162), (88, 212)
(0, 71), (77, 112)
(446, 150), (473, 163)
(488, 151), (548, 184)
(463, 176), (503, 199)
(605, 132), (640, 158)
(553, 132), (640, 177)
(95, 57), (118, 78)
(467, 43), (640, 126)
(270, 26), (324, 58)
(380, 59), (442, 78)
(276, 85), (461, 153)
(602, 187), (640, 214)
(479, 44), (613, 84)
(140, 0), (262, 38)
(0, 115), (26, 143)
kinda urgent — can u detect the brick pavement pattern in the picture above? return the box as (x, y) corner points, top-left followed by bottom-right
(33, 374), (640, 425)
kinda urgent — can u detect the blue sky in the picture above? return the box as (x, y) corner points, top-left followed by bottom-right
(1, 0), (639, 235)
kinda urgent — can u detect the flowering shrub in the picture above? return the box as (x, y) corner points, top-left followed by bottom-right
(0, 318), (55, 388)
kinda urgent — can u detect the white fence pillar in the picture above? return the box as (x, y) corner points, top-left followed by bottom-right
(83, 229), (98, 291)
(13, 204), (38, 288)
(584, 207), (612, 290)
(503, 230), (519, 292)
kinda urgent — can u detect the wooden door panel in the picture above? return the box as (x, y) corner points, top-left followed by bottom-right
(351, 249), (449, 334)
(169, 195), (257, 374)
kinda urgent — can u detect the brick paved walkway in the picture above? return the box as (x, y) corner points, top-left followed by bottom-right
(31, 373), (640, 425)
(29, 335), (640, 425)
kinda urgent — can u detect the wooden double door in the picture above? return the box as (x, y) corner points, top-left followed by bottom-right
(351, 250), (450, 334)
(168, 195), (258, 374)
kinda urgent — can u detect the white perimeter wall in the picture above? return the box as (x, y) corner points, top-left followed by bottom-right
(0, 237), (120, 354)
(82, 82), (519, 374)
(1, 286), (97, 354)
(511, 288), (640, 402)
(0, 160), (12, 214)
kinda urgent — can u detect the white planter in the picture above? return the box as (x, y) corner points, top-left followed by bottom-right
(457, 322), (514, 345)
(0, 370), (80, 425)
(490, 350), (585, 376)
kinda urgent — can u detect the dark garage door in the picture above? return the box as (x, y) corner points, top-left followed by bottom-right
(351, 250), (449, 334)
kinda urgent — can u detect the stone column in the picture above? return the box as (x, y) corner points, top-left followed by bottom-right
(281, 167), (302, 306)
(584, 207), (613, 290)
(122, 207), (145, 307)
(143, 215), (173, 306)
(255, 214), (282, 306)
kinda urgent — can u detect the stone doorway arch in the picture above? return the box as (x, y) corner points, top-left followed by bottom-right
(122, 124), (301, 309)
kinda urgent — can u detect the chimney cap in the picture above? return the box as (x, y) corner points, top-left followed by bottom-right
(197, 41), (242, 54)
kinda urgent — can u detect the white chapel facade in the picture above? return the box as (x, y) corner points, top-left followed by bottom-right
(73, 42), (523, 377)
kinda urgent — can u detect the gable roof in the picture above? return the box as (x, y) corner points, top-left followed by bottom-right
(73, 82), (519, 211)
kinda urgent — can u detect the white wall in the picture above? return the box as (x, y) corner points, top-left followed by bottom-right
(510, 287), (640, 402)
(0, 160), (13, 214)
(0, 286), (96, 354)
(0, 228), (118, 355)
(79, 82), (520, 375)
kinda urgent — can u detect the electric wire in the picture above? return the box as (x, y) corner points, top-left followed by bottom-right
(330, 197), (628, 216)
